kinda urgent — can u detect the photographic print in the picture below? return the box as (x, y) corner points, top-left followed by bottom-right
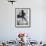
(15, 8), (31, 28)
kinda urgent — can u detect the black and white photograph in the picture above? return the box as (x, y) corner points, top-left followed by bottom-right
(15, 8), (31, 28)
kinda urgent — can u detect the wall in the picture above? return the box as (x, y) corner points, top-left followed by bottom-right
(0, 0), (46, 42)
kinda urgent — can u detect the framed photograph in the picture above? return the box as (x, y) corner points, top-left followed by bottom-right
(15, 8), (31, 28)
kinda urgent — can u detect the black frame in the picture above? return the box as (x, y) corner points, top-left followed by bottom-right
(15, 8), (31, 28)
